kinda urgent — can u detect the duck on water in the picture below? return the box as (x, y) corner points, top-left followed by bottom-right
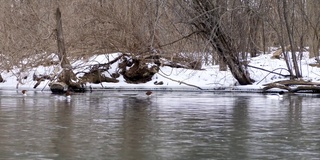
(146, 91), (152, 96)
(21, 90), (27, 96)
(266, 91), (285, 99)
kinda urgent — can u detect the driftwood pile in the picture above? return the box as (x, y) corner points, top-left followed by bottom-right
(46, 53), (202, 92)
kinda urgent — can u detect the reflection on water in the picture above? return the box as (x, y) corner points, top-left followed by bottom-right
(0, 91), (320, 159)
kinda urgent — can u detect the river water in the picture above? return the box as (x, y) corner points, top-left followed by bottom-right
(0, 90), (319, 159)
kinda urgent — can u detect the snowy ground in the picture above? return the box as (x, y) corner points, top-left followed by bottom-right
(0, 49), (319, 93)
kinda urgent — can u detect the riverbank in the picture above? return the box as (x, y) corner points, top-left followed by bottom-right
(0, 50), (318, 93)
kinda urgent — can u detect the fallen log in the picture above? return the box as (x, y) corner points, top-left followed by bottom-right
(262, 83), (292, 92)
(291, 86), (320, 93)
(263, 79), (320, 93)
(49, 82), (68, 93)
(264, 79), (320, 86)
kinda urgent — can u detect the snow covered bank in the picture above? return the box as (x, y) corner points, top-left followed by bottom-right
(0, 50), (319, 93)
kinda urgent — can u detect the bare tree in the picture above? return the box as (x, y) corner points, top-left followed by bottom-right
(305, 0), (320, 60)
(263, 0), (303, 78)
(0, 0), (56, 70)
(175, 0), (254, 85)
(0, 0), (316, 86)
(282, 0), (301, 77)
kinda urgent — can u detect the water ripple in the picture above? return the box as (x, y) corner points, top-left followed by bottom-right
(0, 91), (319, 159)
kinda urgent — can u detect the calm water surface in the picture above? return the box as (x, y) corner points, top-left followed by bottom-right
(0, 90), (320, 160)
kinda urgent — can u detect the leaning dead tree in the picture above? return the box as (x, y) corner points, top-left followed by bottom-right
(55, 8), (71, 85)
(177, 0), (254, 85)
(54, 7), (82, 91)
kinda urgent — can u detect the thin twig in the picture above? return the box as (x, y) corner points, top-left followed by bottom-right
(157, 72), (202, 90)
(247, 64), (290, 76)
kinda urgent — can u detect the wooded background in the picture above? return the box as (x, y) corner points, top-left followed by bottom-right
(0, 0), (319, 83)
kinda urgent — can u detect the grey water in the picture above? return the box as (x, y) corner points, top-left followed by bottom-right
(0, 90), (320, 160)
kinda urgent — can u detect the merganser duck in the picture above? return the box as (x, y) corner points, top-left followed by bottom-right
(266, 91), (284, 99)
(22, 90), (27, 96)
(65, 91), (71, 99)
(54, 91), (71, 101)
(146, 91), (152, 96)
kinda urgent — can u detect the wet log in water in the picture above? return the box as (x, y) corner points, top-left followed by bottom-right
(263, 80), (320, 93)
(49, 82), (68, 93)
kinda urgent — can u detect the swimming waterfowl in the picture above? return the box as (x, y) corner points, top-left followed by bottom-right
(54, 90), (72, 101)
(21, 90), (27, 96)
(65, 90), (71, 99)
(146, 91), (152, 96)
(266, 91), (284, 99)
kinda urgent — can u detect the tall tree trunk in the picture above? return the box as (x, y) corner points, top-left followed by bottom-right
(274, 1), (294, 78)
(56, 7), (72, 86)
(282, 0), (301, 78)
(219, 55), (227, 71)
